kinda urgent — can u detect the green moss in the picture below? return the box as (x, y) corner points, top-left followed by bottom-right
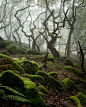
(40, 85), (49, 95)
(73, 63), (79, 67)
(36, 70), (62, 91)
(1, 50), (10, 55)
(64, 58), (73, 66)
(22, 78), (46, 107)
(12, 62), (25, 73)
(56, 65), (62, 70)
(24, 74), (45, 85)
(62, 78), (77, 90)
(0, 41), (11, 48)
(27, 50), (40, 55)
(41, 54), (54, 63)
(57, 57), (67, 62)
(70, 96), (83, 107)
(76, 92), (86, 105)
(6, 44), (26, 54)
(64, 66), (84, 77)
(20, 60), (39, 74)
(0, 54), (25, 73)
(39, 91), (45, 100)
(48, 72), (59, 80)
(0, 70), (24, 92)
(13, 70), (20, 74)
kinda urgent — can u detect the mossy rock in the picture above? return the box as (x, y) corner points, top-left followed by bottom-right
(73, 63), (79, 67)
(48, 72), (59, 80)
(76, 92), (86, 105)
(39, 91), (45, 100)
(36, 70), (62, 91)
(62, 78), (79, 91)
(6, 44), (26, 54)
(20, 60), (39, 74)
(70, 96), (83, 107)
(22, 78), (46, 107)
(27, 50), (40, 55)
(41, 54), (54, 63)
(0, 70), (24, 92)
(64, 58), (73, 66)
(1, 50), (10, 55)
(64, 66), (84, 77)
(57, 57), (67, 62)
(40, 85), (49, 95)
(0, 41), (11, 48)
(0, 54), (25, 73)
(24, 74), (45, 85)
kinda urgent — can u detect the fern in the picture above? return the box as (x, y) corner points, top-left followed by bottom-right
(6, 95), (31, 103)
(0, 83), (31, 103)
(0, 83), (25, 97)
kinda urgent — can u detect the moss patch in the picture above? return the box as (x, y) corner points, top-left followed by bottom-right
(39, 91), (45, 100)
(24, 74), (45, 85)
(48, 72), (59, 80)
(62, 78), (77, 91)
(36, 70), (62, 91)
(76, 92), (86, 105)
(0, 54), (25, 73)
(64, 58), (73, 66)
(40, 85), (49, 95)
(70, 96), (83, 107)
(22, 78), (46, 107)
(20, 60), (39, 74)
(27, 50), (40, 55)
(64, 66), (84, 77)
(0, 70), (24, 92)
(0, 41), (11, 48)
(41, 54), (54, 63)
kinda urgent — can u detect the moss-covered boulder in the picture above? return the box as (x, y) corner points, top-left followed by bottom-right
(41, 54), (54, 63)
(0, 70), (24, 92)
(70, 96), (83, 107)
(57, 57), (67, 62)
(0, 54), (25, 73)
(36, 70), (62, 91)
(22, 78), (46, 107)
(48, 72), (59, 80)
(20, 60), (40, 74)
(40, 85), (49, 95)
(0, 41), (10, 48)
(27, 50), (40, 55)
(62, 78), (78, 91)
(64, 58), (73, 66)
(64, 66), (84, 77)
(6, 44), (26, 54)
(24, 74), (45, 85)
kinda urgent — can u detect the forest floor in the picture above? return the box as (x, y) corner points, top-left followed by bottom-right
(0, 49), (86, 107)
